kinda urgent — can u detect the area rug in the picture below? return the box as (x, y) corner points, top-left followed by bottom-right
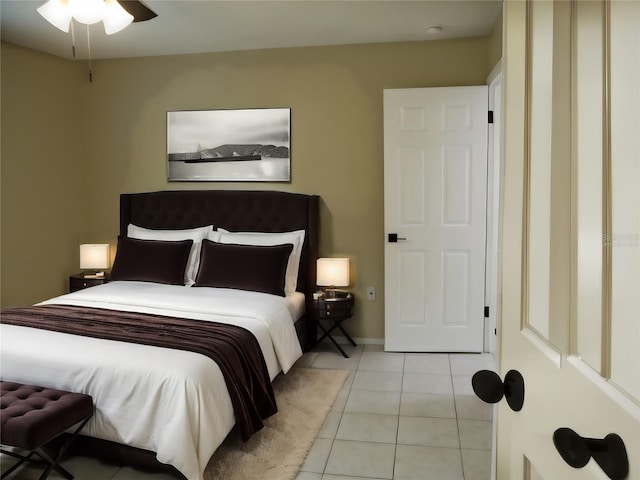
(203, 367), (348, 480)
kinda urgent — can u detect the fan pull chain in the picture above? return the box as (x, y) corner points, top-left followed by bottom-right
(70, 21), (76, 58)
(87, 24), (93, 83)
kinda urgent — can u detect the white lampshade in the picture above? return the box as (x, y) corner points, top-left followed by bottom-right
(317, 258), (350, 287)
(103, 0), (133, 34)
(80, 244), (110, 270)
(68, 0), (105, 24)
(37, 0), (72, 32)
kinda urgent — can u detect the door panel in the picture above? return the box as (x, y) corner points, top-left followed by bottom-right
(574, 0), (605, 373)
(384, 86), (488, 352)
(609, 0), (640, 403)
(498, 1), (640, 479)
(526, 0), (554, 342)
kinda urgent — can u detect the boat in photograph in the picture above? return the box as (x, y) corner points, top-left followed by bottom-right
(168, 143), (289, 163)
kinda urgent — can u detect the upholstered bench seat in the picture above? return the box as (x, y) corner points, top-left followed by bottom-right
(0, 381), (93, 480)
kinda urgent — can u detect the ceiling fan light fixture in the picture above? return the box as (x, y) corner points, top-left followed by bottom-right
(68, 0), (105, 25)
(103, 0), (134, 34)
(37, 0), (137, 35)
(37, 0), (72, 33)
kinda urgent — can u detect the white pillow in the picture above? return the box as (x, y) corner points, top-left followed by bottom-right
(212, 228), (305, 293)
(127, 224), (213, 285)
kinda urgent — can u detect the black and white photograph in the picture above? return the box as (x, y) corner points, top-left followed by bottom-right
(167, 108), (291, 181)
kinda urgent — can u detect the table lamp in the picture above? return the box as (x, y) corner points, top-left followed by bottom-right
(316, 258), (350, 298)
(80, 244), (110, 278)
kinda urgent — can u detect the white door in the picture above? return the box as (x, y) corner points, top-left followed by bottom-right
(384, 86), (488, 352)
(496, 1), (640, 478)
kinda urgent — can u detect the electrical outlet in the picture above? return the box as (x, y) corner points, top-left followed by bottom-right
(366, 286), (376, 301)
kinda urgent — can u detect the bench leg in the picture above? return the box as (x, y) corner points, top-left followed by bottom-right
(0, 449), (35, 479)
(1, 415), (91, 480)
(36, 447), (73, 480)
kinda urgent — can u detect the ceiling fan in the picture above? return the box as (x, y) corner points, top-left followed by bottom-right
(36, 0), (158, 80)
(37, 0), (157, 35)
(118, 1), (157, 23)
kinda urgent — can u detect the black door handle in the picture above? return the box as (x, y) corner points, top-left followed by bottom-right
(553, 427), (629, 480)
(471, 369), (525, 412)
(388, 233), (407, 243)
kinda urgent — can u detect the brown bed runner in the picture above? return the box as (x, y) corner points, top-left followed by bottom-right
(1, 304), (277, 441)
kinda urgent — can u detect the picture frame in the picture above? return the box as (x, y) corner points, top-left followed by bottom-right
(167, 108), (291, 182)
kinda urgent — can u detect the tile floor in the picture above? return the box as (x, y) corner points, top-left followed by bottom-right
(295, 343), (497, 480)
(1, 343), (496, 480)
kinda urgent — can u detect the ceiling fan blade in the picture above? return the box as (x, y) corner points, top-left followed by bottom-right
(119, 0), (158, 22)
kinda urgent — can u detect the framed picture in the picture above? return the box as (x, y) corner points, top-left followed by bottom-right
(167, 108), (291, 182)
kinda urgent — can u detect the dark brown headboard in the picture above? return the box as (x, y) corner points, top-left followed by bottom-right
(120, 190), (320, 297)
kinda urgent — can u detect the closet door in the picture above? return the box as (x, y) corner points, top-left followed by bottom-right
(383, 86), (488, 352)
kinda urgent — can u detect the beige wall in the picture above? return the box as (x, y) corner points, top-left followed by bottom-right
(1, 35), (496, 339)
(1, 44), (87, 306)
(487, 7), (504, 70)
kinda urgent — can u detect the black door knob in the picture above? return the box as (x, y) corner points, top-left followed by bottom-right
(387, 233), (407, 242)
(471, 369), (525, 412)
(553, 427), (629, 480)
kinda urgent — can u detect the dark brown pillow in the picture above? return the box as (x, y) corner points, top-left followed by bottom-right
(194, 240), (293, 296)
(109, 236), (193, 285)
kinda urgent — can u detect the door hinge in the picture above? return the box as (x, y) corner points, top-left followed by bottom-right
(484, 306), (490, 318)
(488, 111), (494, 124)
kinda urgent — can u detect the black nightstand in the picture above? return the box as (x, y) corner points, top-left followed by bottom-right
(311, 294), (357, 358)
(69, 273), (107, 293)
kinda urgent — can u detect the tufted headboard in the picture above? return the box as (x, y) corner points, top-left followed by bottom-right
(120, 189), (320, 348)
(120, 190), (320, 294)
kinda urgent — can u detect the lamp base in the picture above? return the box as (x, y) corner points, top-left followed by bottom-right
(321, 288), (350, 299)
(83, 271), (105, 279)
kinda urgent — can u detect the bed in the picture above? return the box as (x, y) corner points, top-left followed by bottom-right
(0, 190), (320, 480)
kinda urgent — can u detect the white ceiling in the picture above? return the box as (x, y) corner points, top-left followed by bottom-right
(0, 0), (502, 60)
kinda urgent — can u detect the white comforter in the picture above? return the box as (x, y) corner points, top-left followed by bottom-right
(0, 281), (303, 480)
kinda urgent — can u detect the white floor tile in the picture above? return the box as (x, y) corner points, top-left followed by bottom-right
(399, 392), (456, 418)
(312, 352), (361, 371)
(402, 373), (453, 395)
(322, 475), (387, 480)
(458, 419), (494, 450)
(344, 390), (401, 416)
(357, 352), (405, 372)
(352, 371), (403, 392)
(397, 416), (460, 449)
(449, 353), (496, 375)
(314, 342), (364, 358)
(452, 375), (475, 395)
(461, 448), (493, 480)
(341, 371), (355, 391)
(318, 411), (343, 439)
(300, 438), (334, 474)
(335, 412), (398, 444)
(394, 444), (464, 480)
(455, 394), (494, 421)
(296, 472), (323, 480)
(404, 353), (451, 374)
(331, 388), (349, 412)
(362, 344), (386, 352)
(324, 440), (395, 479)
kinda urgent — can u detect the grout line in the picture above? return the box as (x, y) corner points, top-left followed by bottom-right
(391, 352), (407, 479)
(448, 353), (467, 480)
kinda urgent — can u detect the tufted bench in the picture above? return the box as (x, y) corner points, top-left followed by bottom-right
(0, 381), (93, 480)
